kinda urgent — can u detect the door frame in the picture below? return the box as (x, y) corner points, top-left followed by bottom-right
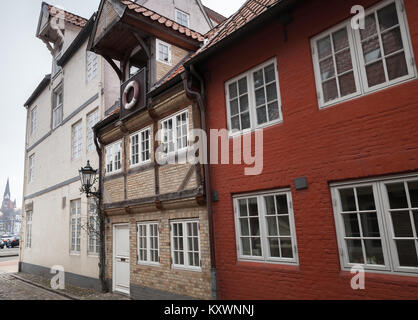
(112, 223), (130, 295)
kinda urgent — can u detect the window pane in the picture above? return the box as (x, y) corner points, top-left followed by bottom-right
(386, 183), (408, 209)
(382, 27), (403, 55)
(239, 199), (248, 217)
(386, 52), (408, 81)
(408, 181), (418, 208)
(366, 61), (386, 87)
(346, 239), (364, 264)
(276, 195), (289, 214)
(231, 116), (240, 130)
(229, 82), (238, 99)
(362, 36), (382, 63)
(343, 213), (361, 237)
(320, 57), (335, 81)
(241, 238), (251, 255)
(238, 78), (248, 94)
(240, 218), (249, 236)
(253, 70), (264, 88)
(340, 188), (356, 212)
(278, 216), (290, 236)
(378, 3), (399, 31)
(265, 196), (275, 215)
(413, 211), (418, 235)
(317, 36), (332, 59)
(249, 218), (260, 236)
(360, 212), (380, 237)
(322, 79), (338, 102)
(335, 49), (353, 74)
(338, 72), (356, 96)
(264, 64), (276, 84)
(361, 14), (377, 40)
(266, 83), (277, 102)
(364, 239), (385, 265)
(395, 240), (418, 267)
(239, 95), (249, 112)
(230, 99), (239, 116)
(267, 102), (280, 121)
(280, 238), (293, 258)
(256, 106), (267, 125)
(333, 28), (349, 52)
(248, 198), (258, 216)
(391, 211), (413, 237)
(357, 186), (376, 211)
(241, 112), (251, 129)
(255, 88), (266, 106)
(251, 238), (262, 256)
(269, 238), (280, 257)
(266, 216), (278, 236)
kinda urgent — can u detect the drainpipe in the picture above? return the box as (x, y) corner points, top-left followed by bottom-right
(182, 67), (217, 300)
(94, 133), (108, 293)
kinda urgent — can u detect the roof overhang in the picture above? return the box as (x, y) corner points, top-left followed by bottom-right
(24, 74), (51, 108)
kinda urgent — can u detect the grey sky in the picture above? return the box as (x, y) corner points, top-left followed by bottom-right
(0, 0), (244, 207)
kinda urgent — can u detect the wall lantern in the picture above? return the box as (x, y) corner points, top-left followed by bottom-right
(79, 160), (100, 198)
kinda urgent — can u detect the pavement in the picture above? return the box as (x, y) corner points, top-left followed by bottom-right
(0, 247), (19, 258)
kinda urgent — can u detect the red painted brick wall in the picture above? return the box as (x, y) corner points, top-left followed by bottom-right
(203, 0), (418, 299)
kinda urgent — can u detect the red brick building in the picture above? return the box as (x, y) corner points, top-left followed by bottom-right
(187, 0), (418, 299)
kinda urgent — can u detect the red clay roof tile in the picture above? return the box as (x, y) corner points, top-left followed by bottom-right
(46, 3), (87, 28)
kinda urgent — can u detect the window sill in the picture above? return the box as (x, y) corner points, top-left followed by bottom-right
(236, 260), (300, 273)
(228, 119), (283, 138)
(130, 160), (152, 170)
(70, 252), (81, 256)
(172, 265), (202, 273)
(88, 253), (99, 258)
(137, 261), (161, 267)
(157, 59), (172, 66)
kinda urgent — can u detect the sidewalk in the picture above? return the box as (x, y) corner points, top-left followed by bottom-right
(12, 272), (130, 300)
(0, 248), (19, 258)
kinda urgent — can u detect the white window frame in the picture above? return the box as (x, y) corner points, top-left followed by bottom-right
(130, 127), (151, 168)
(28, 154), (35, 183)
(225, 58), (283, 136)
(70, 199), (81, 254)
(331, 172), (418, 276)
(137, 222), (160, 266)
(86, 51), (98, 83)
(160, 109), (189, 156)
(71, 120), (83, 160)
(25, 211), (33, 249)
(312, 0), (416, 109)
(87, 109), (99, 153)
(52, 87), (63, 129)
(233, 189), (299, 265)
(175, 8), (190, 28)
(105, 140), (122, 175)
(156, 39), (172, 65)
(170, 219), (201, 271)
(88, 198), (100, 255)
(30, 106), (37, 136)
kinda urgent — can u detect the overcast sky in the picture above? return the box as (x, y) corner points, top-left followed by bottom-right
(0, 0), (244, 207)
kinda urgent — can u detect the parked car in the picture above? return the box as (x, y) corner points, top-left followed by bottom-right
(1, 235), (14, 248)
(9, 236), (19, 248)
(0, 239), (4, 249)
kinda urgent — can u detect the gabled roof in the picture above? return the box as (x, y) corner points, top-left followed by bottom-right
(44, 3), (88, 28)
(203, 5), (227, 24)
(119, 0), (204, 42)
(24, 74), (51, 108)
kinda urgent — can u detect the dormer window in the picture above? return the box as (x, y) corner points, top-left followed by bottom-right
(175, 9), (190, 28)
(156, 39), (172, 65)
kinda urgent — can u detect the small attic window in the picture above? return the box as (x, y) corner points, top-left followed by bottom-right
(156, 39), (172, 65)
(175, 9), (190, 28)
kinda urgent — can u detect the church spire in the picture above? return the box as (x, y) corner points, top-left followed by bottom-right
(4, 179), (10, 199)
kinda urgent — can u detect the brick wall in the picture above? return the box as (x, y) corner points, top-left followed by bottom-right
(203, 0), (418, 299)
(156, 43), (190, 81)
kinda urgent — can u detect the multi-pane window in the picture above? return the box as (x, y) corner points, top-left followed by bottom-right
(30, 106), (37, 136)
(225, 59), (282, 134)
(171, 220), (201, 270)
(157, 39), (171, 65)
(175, 9), (190, 27)
(52, 87), (63, 129)
(161, 110), (189, 155)
(234, 191), (298, 264)
(130, 127), (151, 167)
(72, 121), (83, 160)
(87, 109), (99, 152)
(312, 0), (416, 108)
(105, 141), (122, 174)
(87, 51), (98, 82)
(70, 200), (81, 253)
(28, 154), (35, 183)
(88, 199), (100, 255)
(137, 222), (159, 265)
(332, 174), (418, 274)
(25, 211), (33, 249)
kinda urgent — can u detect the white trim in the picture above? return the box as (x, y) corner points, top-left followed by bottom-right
(170, 219), (202, 272)
(105, 140), (123, 175)
(156, 39), (172, 65)
(225, 58), (283, 137)
(174, 8), (190, 28)
(311, 0), (417, 109)
(233, 189), (299, 265)
(137, 222), (160, 266)
(129, 126), (152, 168)
(112, 223), (130, 295)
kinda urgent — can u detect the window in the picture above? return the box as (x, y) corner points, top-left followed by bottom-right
(30, 106), (37, 136)
(156, 39), (172, 65)
(70, 200), (81, 253)
(25, 211), (33, 249)
(52, 87), (63, 129)
(312, 0), (416, 108)
(137, 222), (159, 265)
(87, 51), (98, 82)
(105, 141), (122, 174)
(88, 199), (100, 255)
(130, 127), (151, 167)
(87, 109), (99, 152)
(175, 9), (190, 27)
(161, 110), (189, 155)
(72, 121), (83, 160)
(234, 191), (298, 264)
(171, 220), (201, 270)
(52, 44), (62, 76)
(28, 154), (35, 183)
(331, 173), (418, 274)
(225, 59), (282, 134)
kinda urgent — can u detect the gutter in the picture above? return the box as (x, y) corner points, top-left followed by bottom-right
(182, 67), (217, 300)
